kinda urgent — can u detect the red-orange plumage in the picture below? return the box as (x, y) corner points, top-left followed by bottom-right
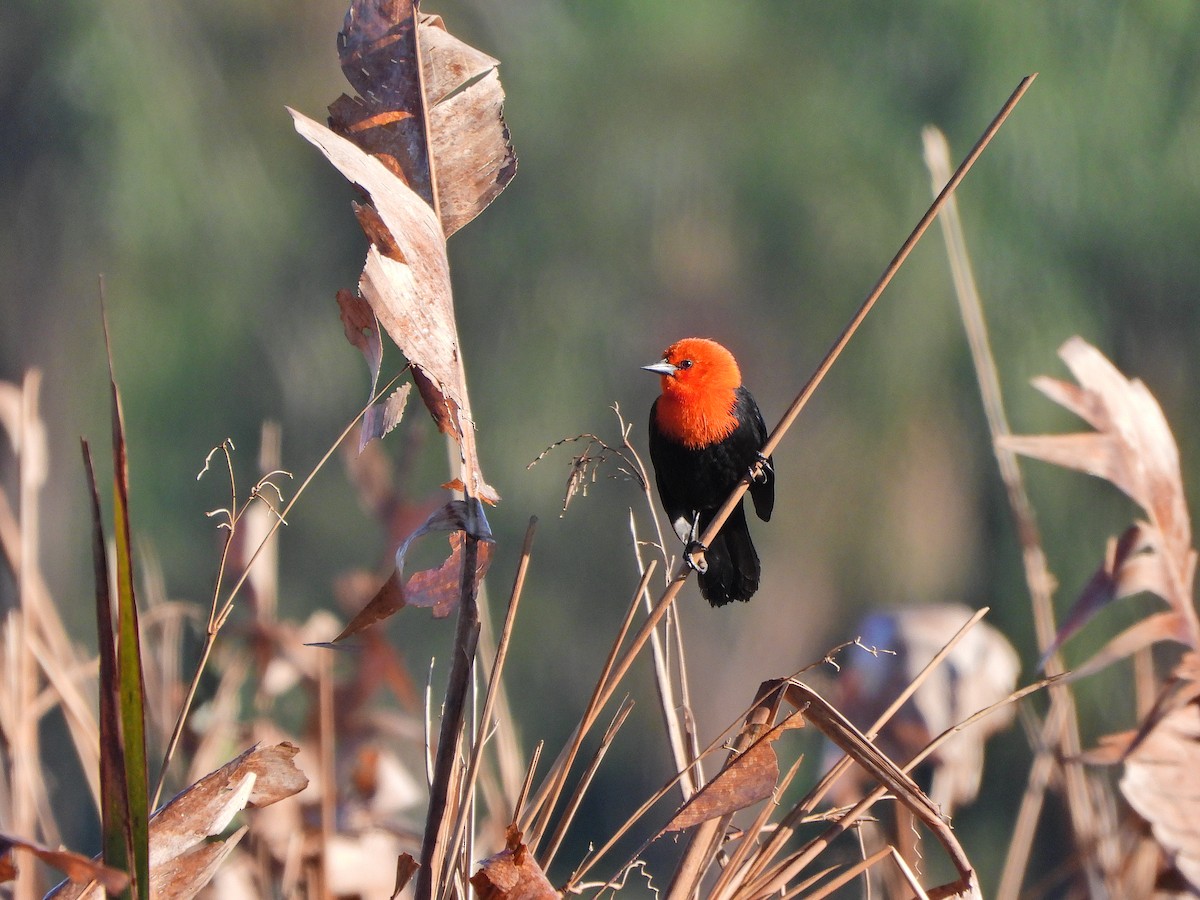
(644, 338), (775, 606)
(651, 339), (743, 448)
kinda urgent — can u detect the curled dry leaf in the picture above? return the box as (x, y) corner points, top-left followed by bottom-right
(337, 288), (383, 397)
(147, 742), (307, 869)
(150, 828), (245, 900)
(419, 16), (518, 237)
(1001, 337), (1200, 654)
(393, 852), (419, 898)
(0, 832), (129, 894)
(470, 824), (557, 900)
(334, 0), (434, 205)
(331, 499), (495, 640)
(361, 382), (412, 450)
(1120, 689), (1200, 890)
(332, 3), (516, 236)
(405, 529), (494, 617)
(659, 719), (795, 835)
(292, 109), (499, 504)
(48, 743), (307, 900)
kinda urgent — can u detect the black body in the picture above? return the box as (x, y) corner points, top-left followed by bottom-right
(648, 386), (774, 606)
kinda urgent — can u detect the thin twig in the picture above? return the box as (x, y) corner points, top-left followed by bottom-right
(542, 697), (636, 869)
(620, 402), (705, 797)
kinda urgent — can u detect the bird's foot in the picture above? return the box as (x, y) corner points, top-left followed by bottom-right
(749, 451), (773, 483)
(684, 540), (709, 574)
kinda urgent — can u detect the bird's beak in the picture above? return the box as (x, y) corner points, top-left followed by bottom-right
(642, 359), (677, 377)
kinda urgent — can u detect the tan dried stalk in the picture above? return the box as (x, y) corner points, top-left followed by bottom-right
(923, 126), (1114, 897)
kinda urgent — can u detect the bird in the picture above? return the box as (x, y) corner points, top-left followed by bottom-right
(643, 337), (774, 606)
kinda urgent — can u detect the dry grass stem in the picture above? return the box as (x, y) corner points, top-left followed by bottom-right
(923, 126), (1109, 897)
(525, 563), (655, 850)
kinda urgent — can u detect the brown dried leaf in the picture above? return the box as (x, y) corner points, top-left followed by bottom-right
(392, 852), (419, 898)
(148, 742), (308, 868)
(334, 0), (433, 203)
(470, 824), (557, 900)
(420, 17), (517, 237)
(1067, 611), (1194, 684)
(332, 500), (495, 639)
(1001, 337), (1200, 647)
(333, 573), (406, 642)
(337, 288), (383, 396)
(1121, 696), (1200, 890)
(41, 743), (310, 896)
(0, 832), (128, 894)
(332, 6), (515, 237)
(150, 828), (244, 900)
(406, 530), (494, 617)
(291, 108), (498, 504)
(660, 726), (785, 833)
(361, 382), (412, 451)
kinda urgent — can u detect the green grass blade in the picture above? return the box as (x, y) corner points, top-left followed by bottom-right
(81, 439), (132, 893)
(105, 325), (151, 899)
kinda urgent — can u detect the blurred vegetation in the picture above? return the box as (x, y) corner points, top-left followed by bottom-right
(4, 0), (1200, 892)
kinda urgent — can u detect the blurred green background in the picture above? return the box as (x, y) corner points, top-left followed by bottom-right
(4, 0), (1200, 892)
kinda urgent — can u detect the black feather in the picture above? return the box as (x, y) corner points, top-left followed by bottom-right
(648, 385), (775, 606)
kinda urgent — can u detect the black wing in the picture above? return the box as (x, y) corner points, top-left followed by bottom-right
(735, 386), (775, 522)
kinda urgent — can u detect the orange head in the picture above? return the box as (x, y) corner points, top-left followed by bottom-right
(643, 338), (743, 447)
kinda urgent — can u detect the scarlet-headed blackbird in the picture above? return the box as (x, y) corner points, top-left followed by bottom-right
(643, 338), (774, 606)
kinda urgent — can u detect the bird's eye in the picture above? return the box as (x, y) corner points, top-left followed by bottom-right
(678, 359), (693, 370)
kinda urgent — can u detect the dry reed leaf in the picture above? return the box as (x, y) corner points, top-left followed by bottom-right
(393, 852), (419, 897)
(361, 382), (412, 449)
(1120, 692), (1200, 891)
(0, 832), (129, 894)
(337, 288), (383, 395)
(292, 109), (498, 504)
(1000, 337), (1200, 657)
(148, 742), (307, 862)
(470, 824), (557, 900)
(419, 16), (517, 237)
(331, 499), (495, 640)
(331, 3), (515, 237)
(1060, 611), (1193, 686)
(660, 721), (793, 834)
(47, 743), (309, 898)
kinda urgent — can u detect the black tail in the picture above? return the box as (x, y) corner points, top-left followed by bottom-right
(697, 504), (761, 606)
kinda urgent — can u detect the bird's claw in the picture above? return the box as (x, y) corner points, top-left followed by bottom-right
(684, 540), (709, 574)
(750, 451), (773, 483)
